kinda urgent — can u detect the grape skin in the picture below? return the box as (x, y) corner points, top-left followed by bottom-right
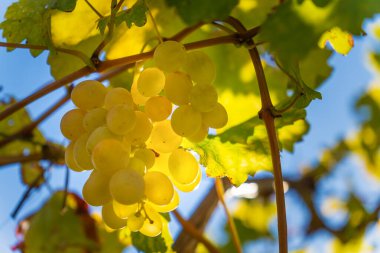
(149, 120), (182, 153)
(164, 72), (193, 105)
(71, 80), (107, 110)
(153, 41), (187, 72)
(106, 104), (137, 135)
(82, 170), (112, 206)
(137, 68), (165, 97)
(183, 50), (216, 84)
(60, 109), (86, 140)
(102, 202), (127, 229)
(171, 105), (202, 137)
(109, 169), (145, 205)
(169, 149), (199, 185)
(144, 96), (172, 121)
(144, 171), (174, 205)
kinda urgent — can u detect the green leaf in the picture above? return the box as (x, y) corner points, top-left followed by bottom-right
(115, 0), (148, 28)
(50, 0), (78, 12)
(295, 84), (322, 109)
(131, 232), (168, 253)
(20, 162), (45, 187)
(165, 0), (239, 25)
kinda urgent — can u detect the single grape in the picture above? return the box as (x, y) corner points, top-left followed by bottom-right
(171, 105), (202, 137)
(106, 104), (137, 135)
(82, 107), (107, 132)
(153, 40), (187, 72)
(127, 212), (145, 232)
(64, 141), (83, 172)
(150, 190), (179, 213)
(137, 68), (165, 97)
(104, 87), (135, 110)
(169, 149), (199, 185)
(73, 133), (93, 170)
(71, 80), (107, 110)
(183, 50), (216, 84)
(190, 84), (218, 112)
(139, 204), (162, 237)
(173, 166), (202, 192)
(134, 148), (155, 169)
(92, 139), (130, 176)
(60, 109), (86, 140)
(109, 169), (145, 205)
(86, 126), (121, 153)
(149, 120), (182, 153)
(164, 72), (193, 105)
(113, 201), (138, 219)
(131, 80), (149, 105)
(123, 111), (152, 145)
(202, 102), (228, 129)
(82, 170), (112, 206)
(144, 171), (174, 205)
(126, 157), (146, 175)
(102, 202), (126, 229)
(144, 96), (172, 121)
(187, 124), (208, 143)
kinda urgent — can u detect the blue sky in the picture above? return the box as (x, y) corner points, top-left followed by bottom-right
(1, 2), (380, 253)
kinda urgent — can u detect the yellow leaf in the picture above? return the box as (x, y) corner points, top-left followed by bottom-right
(319, 27), (354, 55)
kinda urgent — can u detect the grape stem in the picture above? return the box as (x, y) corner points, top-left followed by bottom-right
(172, 210), (221, 253)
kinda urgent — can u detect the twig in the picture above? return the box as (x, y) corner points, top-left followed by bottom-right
(84, 0), (103, 18)
(172, 210), (220, 253)
(215, 178), (242, 253)
(61, 166), (70, 212)
(0, 153), (43, 167)
(145, 0), (163, 43)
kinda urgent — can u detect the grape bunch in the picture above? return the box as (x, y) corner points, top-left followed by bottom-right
(60, 41), (228, 237)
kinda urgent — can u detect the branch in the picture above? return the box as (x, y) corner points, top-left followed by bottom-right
(0, 153), (42, 167)
(172, 210), (220, 253)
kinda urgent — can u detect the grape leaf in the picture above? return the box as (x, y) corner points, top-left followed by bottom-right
(20, 162), (45, 187)
(165, 0), (239, 25)
(50, 0), (78, 12)
(131, 232), (167, 253)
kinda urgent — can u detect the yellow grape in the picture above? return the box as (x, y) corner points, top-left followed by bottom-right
(126, 157), (146, 175)
(139, 204), (162, 237)
(102, 202), (126, 229)
(92, 139), (130, 176)
(144, 96), (172, 121)
(164, 72), (193, 105)
(149, 120), (182, 153)
(109, 169), (145, 205)
(134, 148), (155, 169)
(150, 189), (179, 213)
(104, 87), (135, 110)
(187, 124), (208, 143)
(183, 50), (216, 84)
(113, 201), (138, 219)
(171, 105), (202, 137)
(190, 84), (218, 112)
(202, 102), (228, 129)
(168, 149), (199, 185)
(153, 40), (187, 72)
(64, 141), (83, 172)
(137, 68), (165, 97)
(73, 133), (93, 170)
(82, 170), (112, 206)
(144, 171), (174, 205)
(86, 126), (121, 153)
(71, 80), (107, 110)
(60, 109), (86, 140)
(174, 166), (202, 192)
(131, 80), (149, 105)
(123, 111), (152, 145)
(106, 104), (137, 135)
(82, 107), (107, 132)
(127, 213), (145, 232)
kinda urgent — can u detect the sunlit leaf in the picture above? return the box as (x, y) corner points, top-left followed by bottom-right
(20, 162), (45, 187)
(319, 27), (354, 55)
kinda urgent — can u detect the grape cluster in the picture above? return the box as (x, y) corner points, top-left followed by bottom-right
(60, 41), (227, 237)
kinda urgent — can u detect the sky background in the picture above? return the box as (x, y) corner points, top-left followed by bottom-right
(1, 1), (380, 253)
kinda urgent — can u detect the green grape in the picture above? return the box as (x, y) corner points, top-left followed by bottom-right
(127, 212), (145, 232)
(168, 149), (199, 185)
(109, 169), (145, 205)
(113, 201), (138, 219)
(126, 157), (146, 175)
(86, 126), (121, 153)
(153, 40), (187, 72)
(123, 111), (152, 145)
(137, 68), (165, 97)
(64, 141), (83, 172)
(187, 124), (208, 143)
(73, 133), (93, 170)
(202, 102), (228, 129)
(173, 167), (202, 192)
(104, 87), (135, 110)
(149, 120), (182, 153)
(92, 139), (130, 176)
(131, 80), (148, 105)
(82, 170), (112, 206)
(144, 171), (174, 205)
(102, 202), (126, 229)
(134, 148), (155, 169)
(164, 72), (193, 105)
(171, 105), (202, 137)
(144, 96), (172, 121)
(71, 80), (107, 110)
(190, 84), (218, 112)
(183, 50), (216, 84)
(139, 204), (162, 237)
(83, 107), (107, 132)
(106, 104), (137, 135)
(150, 189), (179, 213)
(60, 109), (86, 140)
